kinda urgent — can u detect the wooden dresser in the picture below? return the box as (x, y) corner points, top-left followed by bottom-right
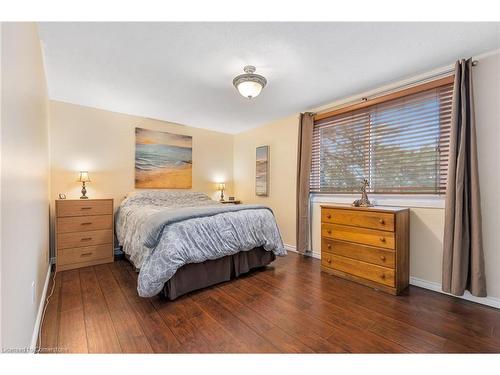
(320, 204), (409, 295)
(55, 199), (114, 271)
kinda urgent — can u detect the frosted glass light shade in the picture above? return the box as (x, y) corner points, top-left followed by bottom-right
(232, 65), (267, 99)
(236, 81), (263, 99)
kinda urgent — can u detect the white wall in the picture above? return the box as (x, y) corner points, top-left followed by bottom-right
(310, 52), (500, 304)
(49, 100), (234, 255)
(1, 23), (50, 349)
(0, 21), (3, 349)
(234, 50), (500, 305)
(233, 115), (299, 247)
(474, 52), (500, 300)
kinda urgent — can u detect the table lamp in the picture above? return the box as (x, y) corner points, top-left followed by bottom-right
(77, 171), (91, 199)
(217, 183), (226, 202)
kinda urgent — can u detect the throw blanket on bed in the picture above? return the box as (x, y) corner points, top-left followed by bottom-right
(115, 191), (286, 297)
(142, 203), (277, 248)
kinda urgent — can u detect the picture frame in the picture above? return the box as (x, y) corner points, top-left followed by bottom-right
(135, 127), (193, 189)
(255, 145), (269, 196)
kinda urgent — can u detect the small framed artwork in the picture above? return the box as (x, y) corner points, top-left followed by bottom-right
(58, 193), (66, 200)
(255, 145), (269, 196)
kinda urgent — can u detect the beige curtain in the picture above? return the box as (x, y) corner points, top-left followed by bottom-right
(442, 59), (486, 297)
(296, 112), (314, 254)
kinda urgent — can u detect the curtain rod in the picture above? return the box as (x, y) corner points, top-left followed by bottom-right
(313, 59), (478, 117)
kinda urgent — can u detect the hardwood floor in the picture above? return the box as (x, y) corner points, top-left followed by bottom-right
(38, 252), (500, 353)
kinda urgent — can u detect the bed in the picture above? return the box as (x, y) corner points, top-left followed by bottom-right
(115, 191), (286, 299)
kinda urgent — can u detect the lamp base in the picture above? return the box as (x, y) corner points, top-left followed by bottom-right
(80, 182), (89, 199)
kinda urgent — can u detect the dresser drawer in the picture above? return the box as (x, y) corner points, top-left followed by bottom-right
(322, 223), (395, 250)
(58, 244), (112, 266)
(57, 214), (113, 233)
(321, 238), (395, 268)
(56, 200), (113, 217)
(322, 253), (395, 287)
(321, 208), (394, 231)
(57, 229), (113, 249)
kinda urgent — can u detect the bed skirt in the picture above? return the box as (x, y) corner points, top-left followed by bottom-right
(162, 247), (276, 300)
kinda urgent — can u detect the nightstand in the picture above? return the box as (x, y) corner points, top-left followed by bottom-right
(220, 200), (241, 204)
(55, 199), (114, 271)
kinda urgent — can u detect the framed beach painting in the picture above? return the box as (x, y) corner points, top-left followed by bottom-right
(255, 145), (269, 196)
(135, 127), (192, 189)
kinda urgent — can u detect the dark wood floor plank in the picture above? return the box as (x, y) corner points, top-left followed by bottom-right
(402, 287), (500, 340)
(253, 265), (451, 353)
(94, 263), (153, 353)
(40, 252), (500, 354)
(193, 294), (280, 353)
(58, 270), (88, 353)
(151, 294), (215, 353)
(186, 295), (252, 353)
(79, 267), (122, 353)
(242, 271), (410, 353)
(154, 290), (250, 353)
(110, 261), (182, 353)
(208, 288), (315, 353)
(276, 253), (499, 352)
(38, 271), (61, 352)
(219, 280), (348, 353)
(317, 278), (499, 352)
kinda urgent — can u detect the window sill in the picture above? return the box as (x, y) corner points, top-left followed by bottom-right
(310, 193), (445, 209)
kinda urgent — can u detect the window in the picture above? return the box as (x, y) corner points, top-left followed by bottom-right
(310, 78), (453, 195)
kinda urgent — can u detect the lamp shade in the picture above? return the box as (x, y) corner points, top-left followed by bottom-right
(217, 183), (226, 190)
(233, 66), (267, 99)
(236, 81), (263, 99)
(77, 171), (91, 182)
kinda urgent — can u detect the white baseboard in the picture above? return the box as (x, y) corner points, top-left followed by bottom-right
(284, 245), (499, 309)
(30, 264), (52, 352)
(410, 276), (500, 309)
(283, 244), (321, 259)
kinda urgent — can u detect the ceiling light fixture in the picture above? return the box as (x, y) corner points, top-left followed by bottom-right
(233, 65), (267, 99)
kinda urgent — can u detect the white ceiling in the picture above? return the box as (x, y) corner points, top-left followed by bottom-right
(38, 22), (500, 134)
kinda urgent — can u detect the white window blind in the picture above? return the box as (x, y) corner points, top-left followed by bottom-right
(311, 82), (453, 194)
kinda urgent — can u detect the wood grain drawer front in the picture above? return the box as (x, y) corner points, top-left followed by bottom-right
(322, 253), (395, 287)
(57, 214), (112, 233)
(57, 200), (113, 217)
(322, 223), (395, 250)
(321, 238), (395, 268)
(58, 244), (111, 266)
(321, 208), (394, 231)
(57, 229), (113, 249)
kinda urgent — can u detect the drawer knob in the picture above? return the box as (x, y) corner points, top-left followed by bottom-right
(379, 218), (385, 225)
(327, 229), (332, 234)
(327, 214), (332, 219)
(327, 243), (332, 249)
(327, 258), (331, 263)
(379, 237), (386, 242)
(81, 222), (92, 226)
(81, 237), (92, 241)
(380, 274), (386, 279)
(380, 255), (386, 261)
(81, 252), (93, 257)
